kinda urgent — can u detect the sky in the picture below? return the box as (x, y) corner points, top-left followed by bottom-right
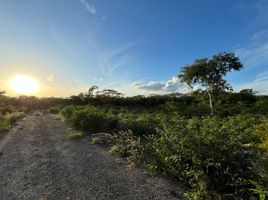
(0, 0), (268, 97)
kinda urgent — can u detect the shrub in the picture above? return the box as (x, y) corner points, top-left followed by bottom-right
(60, 105), (75, 119)
(119, 117), (158, 136)
(253, 119), (268, 190)
(92, 131), (144, 163)
(49, 105), (62, 114)
(91, 133), (113, 145)
(5, 112), (25, 123)
(0, 112), (25, 133)
(0, 114), (10, 133)
(144, 115), (263, 199)
(68, 108), (118, 133)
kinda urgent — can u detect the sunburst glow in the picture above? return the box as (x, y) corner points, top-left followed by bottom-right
(10, 74), (39, 95)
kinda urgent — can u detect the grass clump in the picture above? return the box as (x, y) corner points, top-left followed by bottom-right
(0, 114), (10, 133)
(92, 130), (144, 163)
(65, 131), (85, 140)
(0, 112), (25, 133)
(49, 105), (62, 114)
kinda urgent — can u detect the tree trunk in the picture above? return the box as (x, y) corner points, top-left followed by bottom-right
(208, 92), (214, 116)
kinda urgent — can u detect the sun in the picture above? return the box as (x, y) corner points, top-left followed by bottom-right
(10, 74), (39, 95)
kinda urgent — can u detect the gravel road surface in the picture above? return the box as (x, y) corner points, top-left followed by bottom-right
(0, 111), (184, 200)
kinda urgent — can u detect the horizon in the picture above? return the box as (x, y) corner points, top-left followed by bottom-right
(1, 0), (268, 97)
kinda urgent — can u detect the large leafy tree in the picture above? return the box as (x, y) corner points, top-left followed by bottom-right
(178, 52), (243, 115)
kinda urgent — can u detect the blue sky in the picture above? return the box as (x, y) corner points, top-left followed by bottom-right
(0, 0), (268, 96)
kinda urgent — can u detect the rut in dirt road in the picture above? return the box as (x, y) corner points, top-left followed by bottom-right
(0, 111), (184, 200)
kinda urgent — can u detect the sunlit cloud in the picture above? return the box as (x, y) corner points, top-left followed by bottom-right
(132, 76), (187, 94)
(79, 0), (96, 15)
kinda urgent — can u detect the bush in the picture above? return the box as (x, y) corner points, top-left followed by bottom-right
(0, 114), (10, 133)
(6, 112), (25, 123)
(60, 105), (75, 119)
(92, 130), (144, 163)
(253, 119), (268, 190)
(67, 108), (118, 133)
(144, 115), (263, 199)
(0, 112), (25, 133)
(49, 105), (62, 114)
(118, 116), (158, 136)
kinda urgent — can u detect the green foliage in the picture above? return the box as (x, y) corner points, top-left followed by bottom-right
(250, 181), (266, 200)
(144, 115), (263, 199)
(66, 106), (118, 133)
(0, 114), (10, 133)
(5, 112), (25, 123)
(49, 105), (62, 114)
(60, 105), (76, 119)
(179, 52), (243, 115)
(52, 88), (268, 199)
(253, 119), (268, 151)
(91, 133), (113, 145)
(92, 130), (144, 163)
(0, 112), (25, 133)
(179, 52), (243, 91)
(253, 119), (268, 189)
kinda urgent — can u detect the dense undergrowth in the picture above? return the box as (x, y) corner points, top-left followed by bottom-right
(50, 93), (268, 200)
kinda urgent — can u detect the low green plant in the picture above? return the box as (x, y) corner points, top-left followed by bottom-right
(91, 133), (113, 145)
(0, 114), (10, 133)
(250, 181), (266, 200)
(5, 112), (25, 123)
(0, 112), (25, 133)
(68, 108), (118, 133)
(49, 105), (62, 114)
(60, 105), (75, 119)
(65, 131), (85, 140)
(92, 130), (144, 163)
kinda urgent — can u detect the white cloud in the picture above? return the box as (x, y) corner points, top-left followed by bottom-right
(235, 28), (268, 68)
(132, 76), (187, 94)
(46, 74), (54, 82)
(233, 70), (268, 95)
(79, 0), (96, 15)
(235, 42), (268, 68)
(98, 41), (137, 78)
(251, 30), (268, 41)
(234, 80), (268, 95)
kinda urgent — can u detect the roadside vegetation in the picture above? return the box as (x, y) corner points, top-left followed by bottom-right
(0, 91), (63, 133)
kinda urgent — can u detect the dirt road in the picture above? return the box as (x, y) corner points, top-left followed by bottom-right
(0, 112), (183, 200)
